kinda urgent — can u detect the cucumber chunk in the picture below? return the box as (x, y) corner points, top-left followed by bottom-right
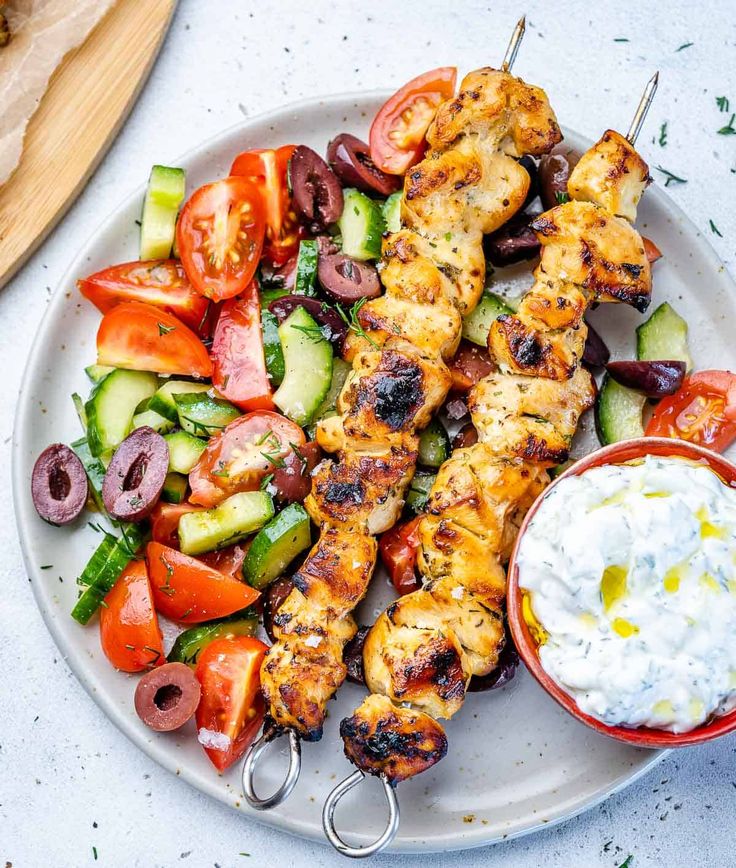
(167, 615), (258, 666)
(636, 301), (693, 370)
(132, 407), (175, 434)
(149, 379), (211, 423)
(260, 286), (291, 306)
(162, 472), (188, 504)
(273, 307), (333, 425)
(405, 471), (437, 515)
(462, 291), (514, 347)
(85, 369), (159, 457)
(595, 374), (646, 445)
(178, 491), (274, 556)
(174, 392), (240, 437)
(165, 430), (207, 474)
(242, 503), (312, 589)
(312, 358), (351, 423)
(140, 165), (186, 260)
(418, 419), (450, 468)
(382, 191), (402, 233)
(85, 364), (114, 384)
(71, 437), (107, 514)
(262, 309), (285, 386)
(72, 393), (87, 431)
(338, 188), (386, 260)
(294, 239), (319, 296)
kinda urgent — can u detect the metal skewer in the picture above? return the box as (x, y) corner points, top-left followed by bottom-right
(501, 14), (526, 72)
(627, 71), (659, 145)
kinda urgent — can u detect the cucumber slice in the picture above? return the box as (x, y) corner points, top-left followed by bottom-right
(294, 239), (319, 296)
(382, 191), (402, 233)
(71, 437), (107, 513)
(312, 358), (351, 422)
(72, 393), (87, 431)
(260, 286), (291, 306)
(165, 430), (207, 474)
(338, 188), (385, 260)
(273, 307), (333, 425)
(462, 291), (514, 347)
(242, 503), (312, 589)
(636, 301), (693, 370)
(178, 491), (275, 556)
(85, 364), (114, 384)
(161, 472), (188, 504)
(174, 392), (240, 437)
(140, 165), (186, 260)
(85, 369), (159, 457)
(405, 471), (436, 515)
(167, 616), (258, 666)
(262, 309), (285, 387)
(132, 407), (175, 434)
(149, 380), (211, 423)
(595, 374), (646, 445)
(418, 419), (450, 468)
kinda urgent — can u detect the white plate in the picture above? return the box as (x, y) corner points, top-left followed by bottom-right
(13, 92), (736, 854)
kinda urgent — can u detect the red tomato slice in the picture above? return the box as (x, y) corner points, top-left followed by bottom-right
(195, 635), (268, 771)
(189, 411), (306, 507)
(99, 559), (164, 672)
(177, 177), (265, 301)
(646, 370), (736, 452)
(199, 544), (249, 580)
(370, 67), (457, 175)
(448, 341), (493, 391)
(96, 302), (212, 378)
(146, 542), (260, 623)
(211, 281), (274, 411)
(379, 517), (422, 595)
(230, 145), (301, 266)
(150, 502), (203, 548)
(642, 236), (662, 264)
(77, 260), (209, 331)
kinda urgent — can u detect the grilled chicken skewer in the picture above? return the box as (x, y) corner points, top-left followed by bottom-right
(243, 19), (564, 813)
(328, 75), (658, 856)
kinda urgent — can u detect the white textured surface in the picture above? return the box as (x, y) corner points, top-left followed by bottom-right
(2, 1), (735, 865)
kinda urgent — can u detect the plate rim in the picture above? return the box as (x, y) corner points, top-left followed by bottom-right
(19, 87), (732, 852)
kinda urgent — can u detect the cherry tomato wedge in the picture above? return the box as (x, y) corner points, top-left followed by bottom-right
(199, 544), (250, 580)
(96, 302), (213, 378)
(150, 502), (203, 548)
(646, 370), (736, 452)
(78, 260), (209, 332)
(370, 67), (457, 175)
(188, 411), (306, 507)
(211, 281), (274, 411)
(146, 542), (260, 623)
(230, 145), (301, 266)
(99, 559), (164, 672)
(448, 341), (493, 391)
(642, 237), (662, 264)
(195, 635), (268, 771)
(177, 177), (265, 301)
(379, 516), (422, 595)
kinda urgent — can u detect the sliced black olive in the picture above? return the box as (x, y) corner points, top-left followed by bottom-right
(317, 253), (381, 303)
(268, 294), (348, 350)
(270, 441), (323, 504)
(344, 626), (370, 685)
(484, 212), (541, 267)
(290, 145), (344, 231)
(31, 443), (88, 525)
(538, 152), (572, 210)
(327, 133), (400, 197)
(606, 360), (686, 398)
(582, 319), (611, 368)
(518, 154), (539, 212)
(452, 422), (478, 450)
(467, 637), (519, 692)
(134, 662), (201, 731)
(263, 576), (295, 643)
(102, 427), (169, 521)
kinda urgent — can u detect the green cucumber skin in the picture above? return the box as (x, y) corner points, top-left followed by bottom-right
(140, 165), (186, 260)
(595, 374), (646, 446)
(71, 437), (107, 513)
(165, 430), (207, 474)
(242, 503), (312, 589)
(173, 392), (240, 437)
(462, 292), (514, 347)
(294, 239), (319, 296)
(162, 472), (188, 504)
(338, 188), (386, 260)
(636, 301), (693, 370)
(405, 471), (437, 515)
(262, 309), (286, 386)
(382, 192), (402, 233)
(167, 616), (258, 666)
(178, 491), (275, 556)
(132, 407), (175, 434)
(149, 380), (210, 423)
(85, 364), (114, 384)
(418, 420), (450, 468)
(85, 369), (159, 458)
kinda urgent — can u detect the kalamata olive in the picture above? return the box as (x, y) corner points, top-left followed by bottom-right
(452, 422), (478, 450)
(102, 426), (169, 522)
(582, 319), (611, 368)
(263, 576), (295, 643)
(538, 153), (572, 211)
(317, 253), (381, 303)
(344, 626), (370, 685)
(444, 397), (469, 421)
(518, 155), (539, 212)
(467, 636), (519, 692)
(269, 294), (348, 350)
(606, 359), (686, 398)
(327, 133), (400, 197)
(290, 145), (344, 230)
(270, 441), (323, 504)
(31, 443), (88, 525)
(134, 662), (201, 731)
(484, 212), (541, 267)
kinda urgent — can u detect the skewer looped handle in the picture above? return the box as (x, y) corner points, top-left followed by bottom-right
(322, 770), (400, 858)
(242, 728), (301, 810)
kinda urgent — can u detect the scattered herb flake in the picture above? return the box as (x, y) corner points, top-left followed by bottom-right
(617, 858), (633, 868)
(555, 190), (570, 204)
(158, 322), (176, 336)
(93, 846), (98, 861)
(658, 121), (668, 147)
(716, 96), (730, 113)
(709, 219), (723, 237)
(655, 165), (687, 187)
(613, 37), (629, 42)
(717, 113), (736, 135)
(40, 564), (53, 570)
(675, 41), (693, 51)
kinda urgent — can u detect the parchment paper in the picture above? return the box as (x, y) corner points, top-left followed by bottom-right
(0, 0), (116, 186)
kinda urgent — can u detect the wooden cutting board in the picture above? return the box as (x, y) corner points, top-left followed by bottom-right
(0, 0), (177, 289)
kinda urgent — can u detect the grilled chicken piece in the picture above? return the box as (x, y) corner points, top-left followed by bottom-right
(568, 129), (651, 222)
(0, 10), (10, 48)
(340, 694), (448, 784)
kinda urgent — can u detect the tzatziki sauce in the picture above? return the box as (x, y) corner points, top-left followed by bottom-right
(517, 455), (736, 733)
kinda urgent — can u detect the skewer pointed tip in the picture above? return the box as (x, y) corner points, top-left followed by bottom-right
(626, 71), (660, 145)
(501, 14), (527, 72)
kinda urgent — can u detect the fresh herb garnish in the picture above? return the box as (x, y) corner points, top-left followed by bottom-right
(290, 322), (329, 344)
(613, 37), (629, 42)
(555, 190), (570, 204)
(259, 473), (275, 491)
(157, 322), (175, 336)
(658, 121), (668, 146)
(655, 165), (687, 187)
(336, 298), (379, 349)
(617, 858), (633, 868)
(717, 113), (736, 135)
(40, 564), (53, 570)
(716, 96), (730, 113)
(709, 219), (723, 237)
(675, 41), (693, 51)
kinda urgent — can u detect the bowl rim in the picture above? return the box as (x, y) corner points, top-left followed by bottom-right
(506, 436), (736, 749)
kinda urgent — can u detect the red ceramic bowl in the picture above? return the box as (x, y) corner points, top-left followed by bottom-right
(507, 436), (736, 749)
